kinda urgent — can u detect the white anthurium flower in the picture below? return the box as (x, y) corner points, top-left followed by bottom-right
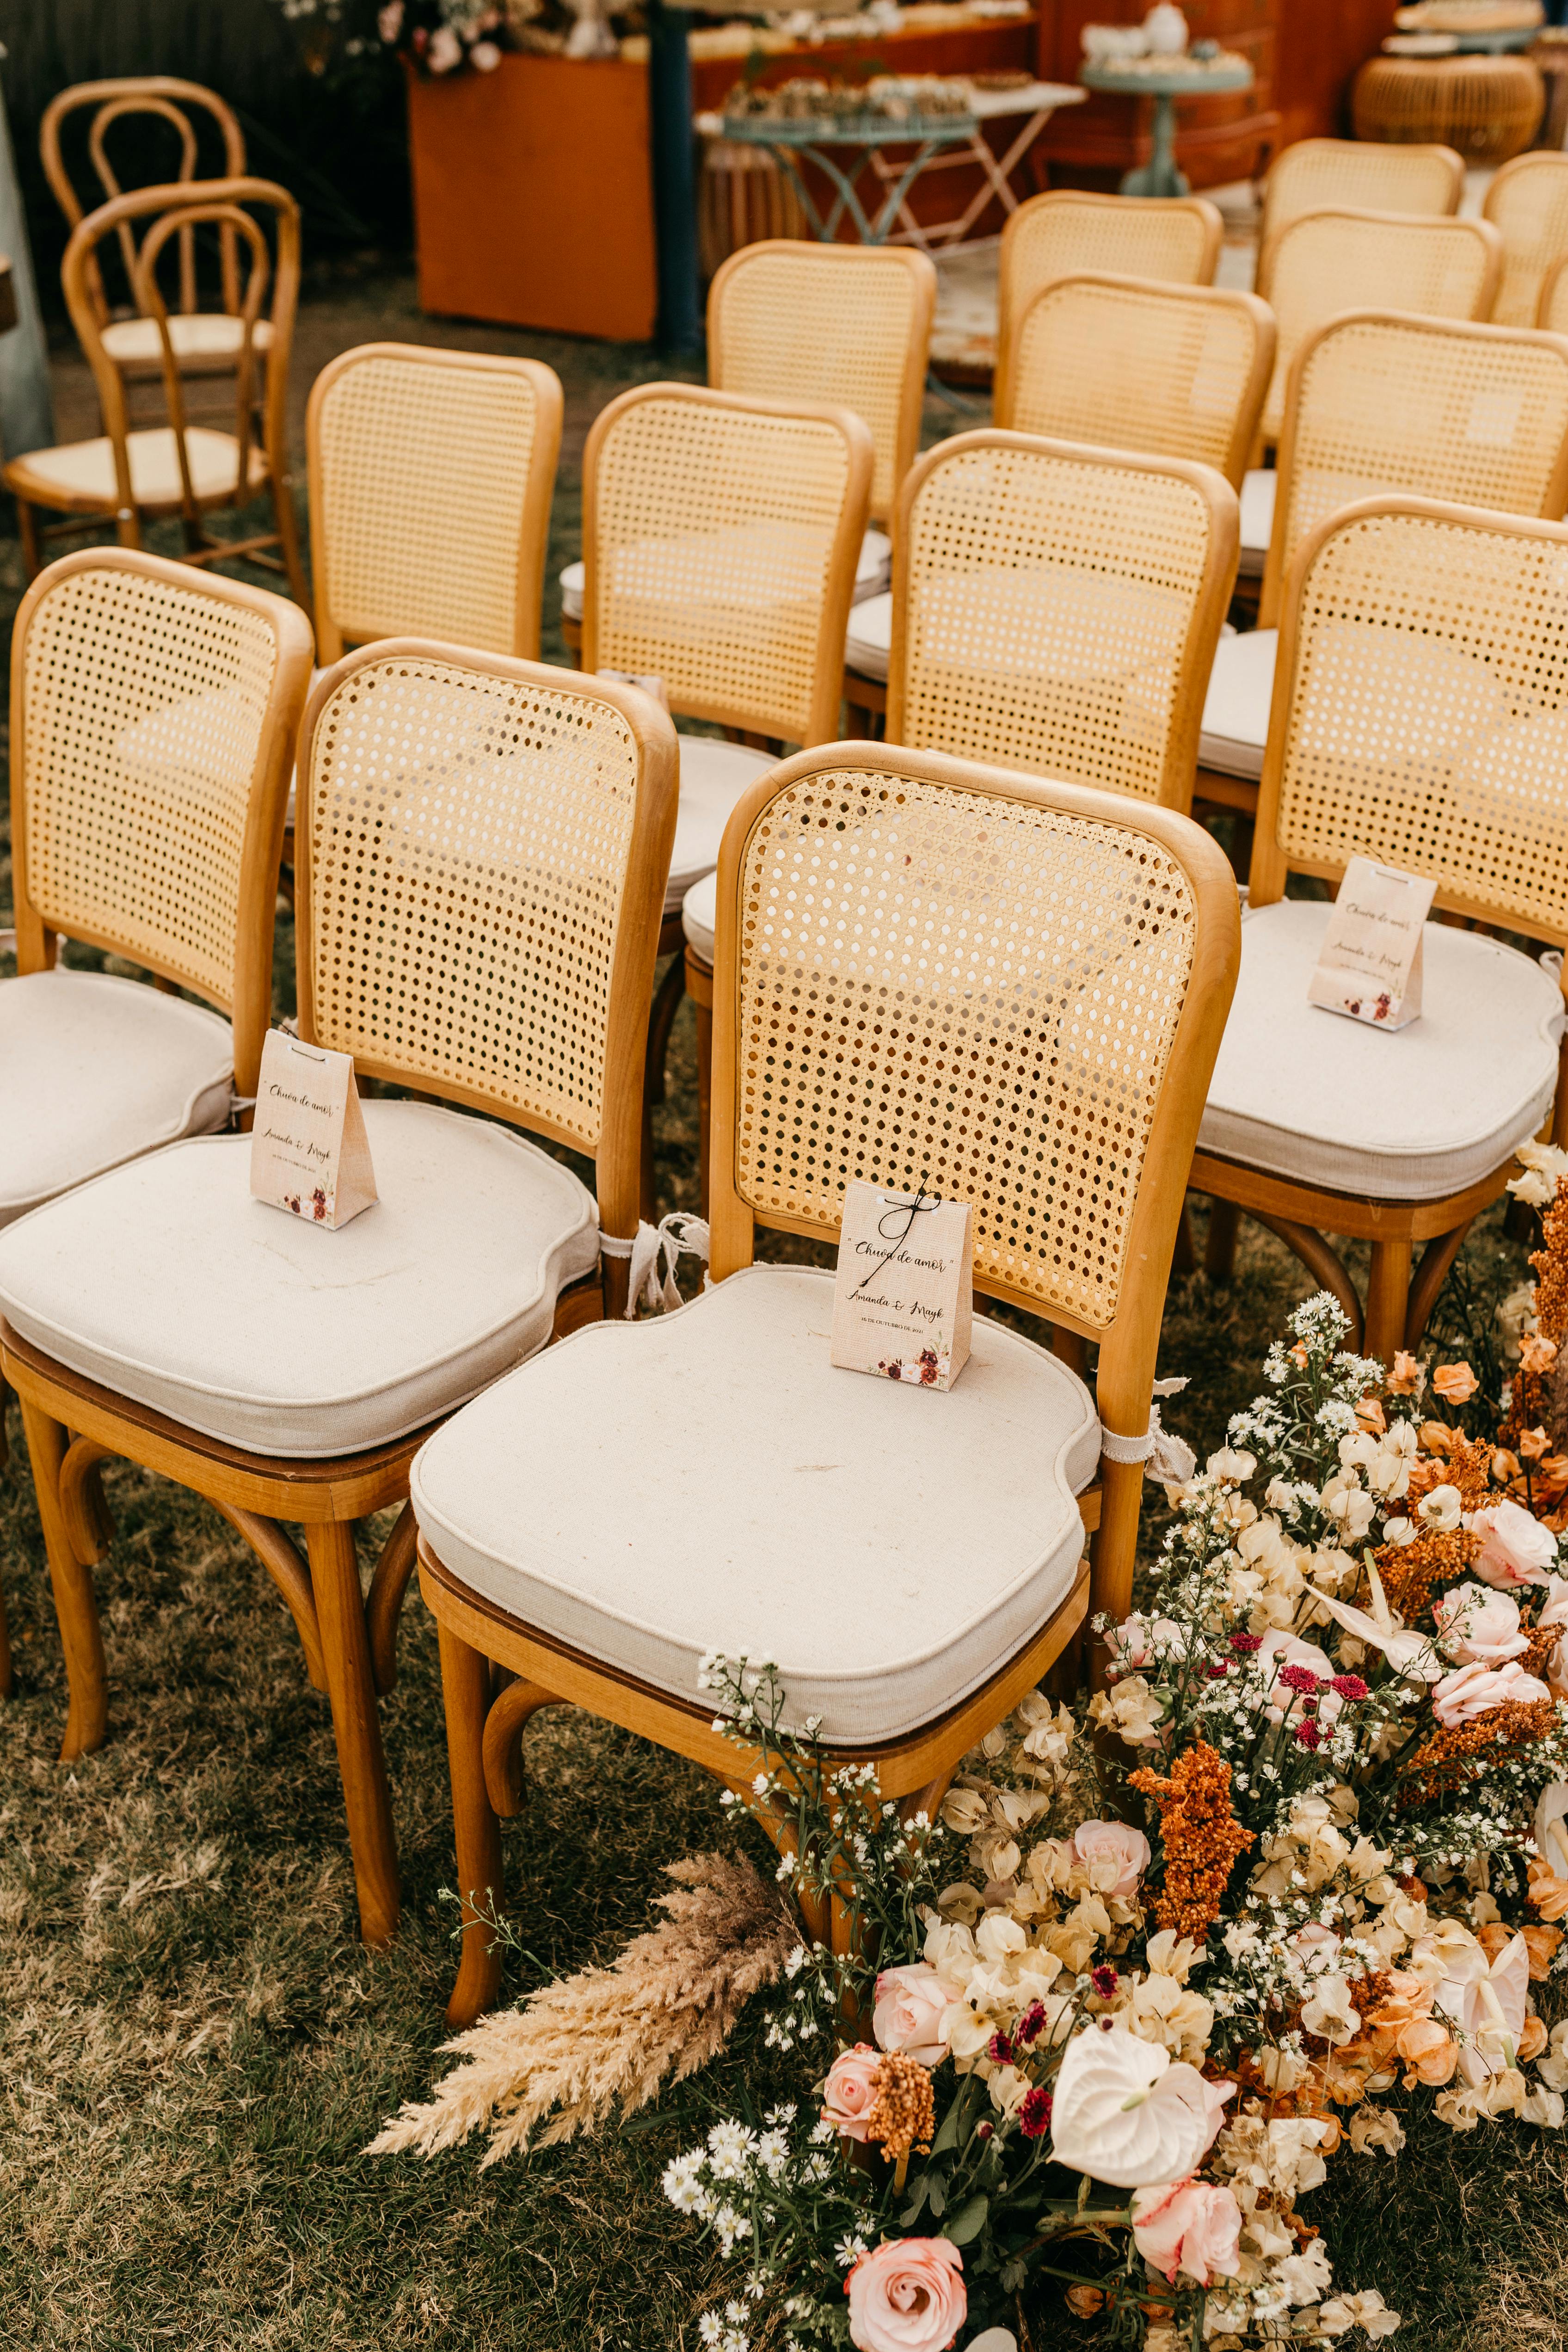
(1048, 2024), (1234, 2187)
(1313, 1556), (1443, 1681)
(1435, 1931), (1530, 2086)
(1536, 1781), (1568, 1880)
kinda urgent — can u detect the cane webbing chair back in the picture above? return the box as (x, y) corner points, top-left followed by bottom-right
(1255, 207), (1503, 443)
(996, 191), (1222, 418)
(295, 650), (678, 1218)
(1001, 273), (1275, 490)
(1259, 137), (1463, 248)
(885, 431), (1238, 812)
(707, 745), (1240, 1362)
(10, 548), (313, 1082)
(1541, 250), (1568, 334)
(1485, 151), (1568, 329)
(1253, 497), (1568, 952)
(1261, 311), (1568, 630)
(307, 345), (563, 665)
(580, 382), (873, 747)
(707, 240), (935, 526)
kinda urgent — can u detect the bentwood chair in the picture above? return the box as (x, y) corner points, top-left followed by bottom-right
(1257, 137), (1463, 249)
(1540, 248), (1568, 334)
(1192, 496), (1568, 1361)
(994, 191), (1223, 425)
(688, 431), (1239, 1205)
(5, 180), (305, 601)
(412, 741), (1241, 2026)
(1237, 206), (1505, 579)
(1195, 311), (1568, 854)
(40, 78), (253, 380)
(0, 651), (678, 1946)
(997, 274), (1275, 490)
(560, 243), (931, 637)
(1485, 152), (1568, 330)
(0, 547), (312, 1695)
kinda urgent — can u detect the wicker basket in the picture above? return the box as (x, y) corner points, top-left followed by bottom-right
(1353, 55), (1544, 164)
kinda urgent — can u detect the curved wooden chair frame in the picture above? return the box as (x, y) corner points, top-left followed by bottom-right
(1257, 135), (1464, 250)
(420, 739), (1241, 2025)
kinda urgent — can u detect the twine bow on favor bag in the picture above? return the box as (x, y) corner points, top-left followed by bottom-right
(1098, 1374), (1196, 1487)
(599, 1212), (711, 1317)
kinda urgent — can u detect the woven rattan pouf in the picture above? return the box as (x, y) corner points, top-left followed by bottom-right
(1353, 55), (1544, 164)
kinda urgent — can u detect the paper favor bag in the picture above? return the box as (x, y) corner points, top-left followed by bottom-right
(1306, 855), (1437, 1032)
(250, 1030), (378, 1230)
(830, 1179), (973, 1390)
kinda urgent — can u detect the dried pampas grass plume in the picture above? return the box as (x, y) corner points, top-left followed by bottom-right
(369, 1852), (795, 2165)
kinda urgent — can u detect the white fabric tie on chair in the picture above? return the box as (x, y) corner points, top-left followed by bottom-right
(1098, 1375), (1196, 1486)
(600, 1211), (711, 1316)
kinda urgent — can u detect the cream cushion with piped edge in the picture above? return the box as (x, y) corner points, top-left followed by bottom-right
(664, 737), (776, 915)
(681, 867), (718, 967)
(0, 1100), (601, 1456)
(0, 970), (236, 1230)
(1238, 468), (1275, 579)
(1198, 628), (1277, 780)
(409, 1262), (1101, 1744)
(1198, 899), (1563, 1201)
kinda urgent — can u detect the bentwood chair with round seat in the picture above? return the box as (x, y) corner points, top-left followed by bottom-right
(996, 274), (1275, 490)
(580, 381), (872, 1213)
(0, 650), (678, 1947)
(1194, 310), (1568, 867)
(993, 191), (1223, 426)
(411, 740), (1241, 2026)
(0, 547), (312, 1703)
(559, 243), (933, 647)
(40, 78), (255, 382)
(1257, 137), (1463, 249)
(1191, 495), (1568, 1362)
(1484, 151), (1568, 330)
(687, 430), (1240, 1210)
(5, 180), (305, 601)
(1236, 207), (1504, 583)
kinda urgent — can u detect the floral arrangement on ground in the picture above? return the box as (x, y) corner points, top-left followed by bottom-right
(375, 1145), (1568, 2352)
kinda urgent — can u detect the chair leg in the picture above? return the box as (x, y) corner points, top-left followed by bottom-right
(306, 1519), (400, 1947)
(271, 467), (309, 607)
(1365, 1238), (1414, 1372)
(437, 1616), (506, 2029)
(1087, 1457), (1144, 1678)
(18, 1397), (109, 1758)
(1172, 1198), (1196, 1278)
(15, 499), (40, 579)
(694, 989), (713, 1221)
(1205, 1198), (1242, 1281)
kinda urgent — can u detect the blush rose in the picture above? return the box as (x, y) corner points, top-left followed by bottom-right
(845, 2237), (966, 2352)
(1432, 1581), (1531, 1666)
(1131, 2178), (1243, 2286)
(1431, 1659), (1551, 1727)
(1070, 1818), (1152, 1902)
(873, 1965), (956, 2066)
(823, 2043), (882, 2143)
(1468, 1499), (1559, 1589)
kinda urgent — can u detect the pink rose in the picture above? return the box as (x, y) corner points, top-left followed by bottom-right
(1071, 1818), (1152, 1902)
(873, 1965), (956, 2066)
(1433, 1581), (1530, 1666)
(1107, 1616), (1182, 1673)
(1431, 1658), (1550, 1727)
(823, 2043), (882, 2143)
(845, 2237), (965, 2352)
(1468, 1500), (1558, 1589)
(1131, 2178), (1243, 2286)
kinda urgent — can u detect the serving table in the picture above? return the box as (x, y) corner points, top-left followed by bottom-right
(1078, 52), (1254, 198)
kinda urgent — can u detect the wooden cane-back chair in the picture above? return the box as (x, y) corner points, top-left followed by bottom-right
(1195, 311), (1568, 850)
(5, 181), (305, 601)
(40, 77), (253, 378)
(707, 240), (935, 528)
(412, 741), (1241, 2024)
(1254, 207), (1503, 444)
(999, 273), (1275, 490)
(307, 344), (563, 664)
(0, 546), (313, 1698)
(995, 190), (1222, 421)
(1485, 150), (1568, 329)
(1541, 248), (1568, 333)
(0, 651), (678, 1946)
(1191, 497), (1568, 1361)
(1258, 136), (1463, 247)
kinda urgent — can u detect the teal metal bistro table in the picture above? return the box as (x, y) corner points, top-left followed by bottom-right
(1079, 53), (1254, 200)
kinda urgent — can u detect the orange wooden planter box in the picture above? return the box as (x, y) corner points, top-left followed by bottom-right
(406, 54), (658, 341)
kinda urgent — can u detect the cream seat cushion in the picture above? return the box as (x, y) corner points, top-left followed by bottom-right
(0, 969), (235, 1230)
(100, 314), (275, 373)
(7, 428), (269, 510)
(1238, 468), (1275, 580)
(410, 1262), (1100, 1744)
(681, 867), (718, 967)
(0, 1101), (600, 1457)
(1198, 628), (1277, 780)
(845, 588), (892, 684)
(559, 527), (891, 624)
(666, 736), (776, 915)
(1199, 899), (1563, 1201)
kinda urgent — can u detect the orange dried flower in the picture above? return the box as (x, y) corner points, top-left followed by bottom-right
(1521, 1334), (1560, 1378)
(1397, 2017), (1458, 2088)
(1520, 1428), (1551, 1461)
(1387, 1351), (1423, 1395)
(1129, 1741), (1254, 1942)
(1528, 1857), (1568, 1922)
(1065, 2287), (1106, 2318)
(1433, 1363), (1479, 1405)
(1356, 1396), (1388, 1433)
(1523, 1924), (1562, 1981)
(1374, 1525), (1480, 1622)
(1419, 1420), (1457, 1457)
(1400, 1699), (1561, 1808)
(864, 2052), (935, 2173)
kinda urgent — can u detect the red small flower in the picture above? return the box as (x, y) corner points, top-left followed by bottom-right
(974, 2119), (994, 2141)
(1329, 1674), (1370, 1700)
(1230, 1632), (1263, 1653)
(1294, 1719), (1322, 1750)
(1015, 2000), (1046, 2046)
(987, 2031), (1015, 2064)
(1090, 1964), (1119, 1999)
(1207, 1660), (1231, 1679)
(1018, 2087), (1053, 2138)
(1278, 1663), (1321, 1695)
